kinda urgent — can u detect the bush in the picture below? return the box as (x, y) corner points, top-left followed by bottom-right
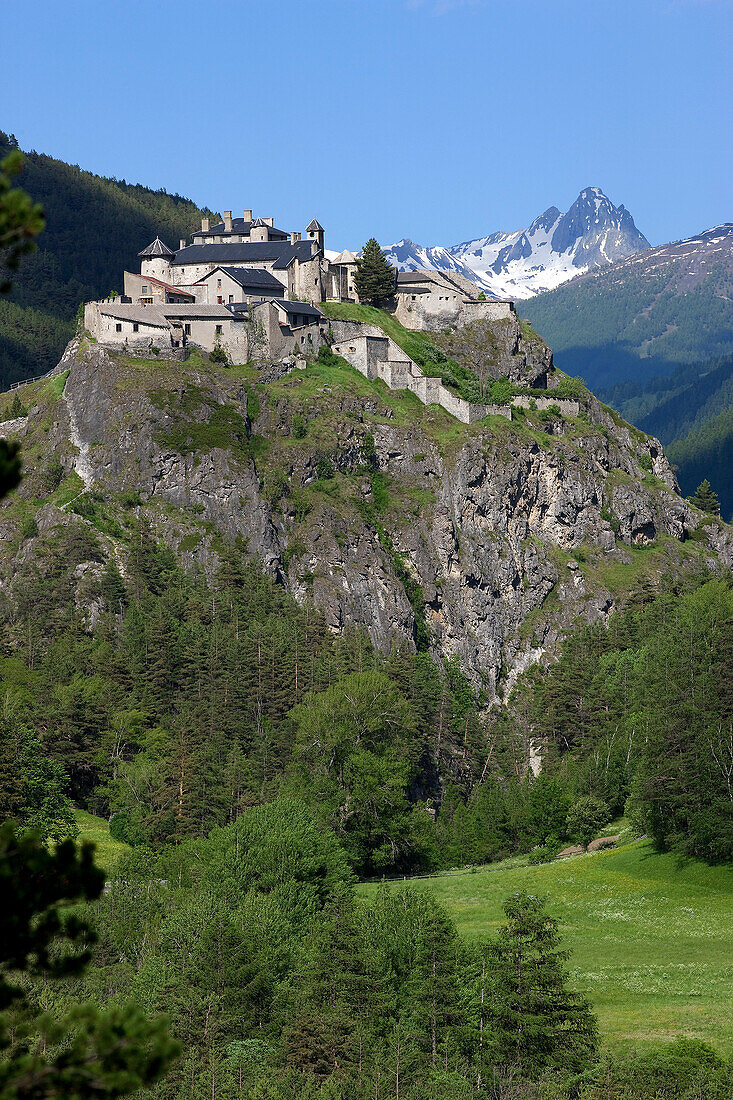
(566, 796), (610, 850)
(41, 457), (65, 494)
(316, 454), (335, 480)
(19, 514), (38, 539)
(209, 343), (228, 364)
(291, 412), (307, 439)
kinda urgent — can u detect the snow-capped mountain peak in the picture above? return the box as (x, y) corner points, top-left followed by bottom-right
(383, 188), (650, 300)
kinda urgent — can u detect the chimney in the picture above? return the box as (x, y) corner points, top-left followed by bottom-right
(223, 210), (232, 232)
(290, 231), (301, 245)
(201, 217), (210, 232)
(244, 209), (252, 221)
(179, 239), (186, 250)
(264, 217), (274, 227)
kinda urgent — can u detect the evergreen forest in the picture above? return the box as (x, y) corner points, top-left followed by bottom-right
(1, 506), (733, 1097)
(0, 130), (213, 387)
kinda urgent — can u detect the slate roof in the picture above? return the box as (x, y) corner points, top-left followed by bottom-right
(138, 237), (175, 258)
(331, 249), (357, 265)
(161, 303), (235, 319)
(99, 303), (170, 327)
(396, 270), (437, 284)
(198, 218), (288, 240)
(273, 300), (324, 320)
(172, 240), (315, 267)
(307, 219), (324, 232)
(194, 266), (285, 291)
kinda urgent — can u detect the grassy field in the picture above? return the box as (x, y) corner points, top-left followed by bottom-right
(359, 841), (733, 1055)
(74, 809), (128, 875)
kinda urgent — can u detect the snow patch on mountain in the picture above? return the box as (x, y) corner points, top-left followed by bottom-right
(384, 188), (650, 300)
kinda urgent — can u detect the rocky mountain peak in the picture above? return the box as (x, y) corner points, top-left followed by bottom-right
(384, 188), (651, 300)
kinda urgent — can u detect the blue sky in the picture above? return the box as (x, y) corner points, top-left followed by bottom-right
(2, 0), (731, 252)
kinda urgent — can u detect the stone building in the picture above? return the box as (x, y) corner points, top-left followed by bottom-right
(392, 269), (515, 330)
(84, 204), (518, 375)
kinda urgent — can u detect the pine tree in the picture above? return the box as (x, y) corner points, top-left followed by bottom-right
(354, 238), (396, 305)
(487, 891), (598, 1074)
(0, 823), (179, 1096)
(689, 478), (721, 515)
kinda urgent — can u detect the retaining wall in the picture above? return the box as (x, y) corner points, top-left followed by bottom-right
(511, 395), (580, 417)
(331, 325), (512, 424)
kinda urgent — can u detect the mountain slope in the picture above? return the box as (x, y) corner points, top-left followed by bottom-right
(523, 223), (733, 392)
(1, 329), (731, 700)
(0, 130), (214, 386)
(384, 188), (650, 300)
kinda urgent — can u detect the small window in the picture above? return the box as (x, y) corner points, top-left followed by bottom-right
(301, 336), (305, 344)
(115, 323), (122, 332)
(133, 323), (139, 332)
(217, 296), (223, 304)
(142, 285), (148, 294)
(184, 323), (191, 335)
(217, 278), (221, 289)
(215, 325), (223, 335)
(229, 294), (234, 303)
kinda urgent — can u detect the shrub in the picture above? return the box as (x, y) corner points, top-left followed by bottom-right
(19, 514), (38, 539)
(209, 343), (228, 364)
(566, 796), (610, 850)
(41, 457), (64, 494)
(291, 412), (307, 439)
(316, 455), (335, 480)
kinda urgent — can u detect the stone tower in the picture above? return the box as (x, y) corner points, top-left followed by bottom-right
(307, 219), (324, 253)
(138, 237), (175, 282)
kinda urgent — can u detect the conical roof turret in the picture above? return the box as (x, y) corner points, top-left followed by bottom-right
(137, 237), (175, 258)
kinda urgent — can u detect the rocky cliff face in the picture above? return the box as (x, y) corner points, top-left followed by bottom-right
(1, 331), (731, 698)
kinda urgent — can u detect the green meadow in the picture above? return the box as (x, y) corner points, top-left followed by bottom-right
(359, 841), (733, 1055)
(78, 808), (733, 1056)
(74, 809), (128, 876)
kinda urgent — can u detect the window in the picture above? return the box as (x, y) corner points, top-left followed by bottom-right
(215, 325), (223, 335)
(115, 323), (122, 332)
(229, 294), (234, 303)
(142, 285), (148, 294)
(184, 323), (191, 335)
(217, 278), (221, 289)
(217, 296), (223, 304)
(133, 323), (139, 332)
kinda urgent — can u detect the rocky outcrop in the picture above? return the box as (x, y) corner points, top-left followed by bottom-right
(2, 336), (732, 700)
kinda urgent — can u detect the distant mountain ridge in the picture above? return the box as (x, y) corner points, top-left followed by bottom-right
(384, 187), (650, 300)
(523, 221), (733, 392)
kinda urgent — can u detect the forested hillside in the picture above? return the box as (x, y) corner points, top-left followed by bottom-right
(522, 225), (733, 394)
(522, 228), (733, 519)
(0, 130), (213, 385)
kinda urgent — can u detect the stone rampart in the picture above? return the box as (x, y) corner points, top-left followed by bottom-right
(331, 323), (512, 424)
(511, 395), (580, 417)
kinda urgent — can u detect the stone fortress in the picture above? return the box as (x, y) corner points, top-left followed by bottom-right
(84, 208), (578, 423)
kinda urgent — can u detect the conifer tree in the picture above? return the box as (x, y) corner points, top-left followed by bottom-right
(487, 891), (598, 1074)
(0, 823), (179, 1097)
(354, 238), (396, 305)
(689, 478), (721, 516)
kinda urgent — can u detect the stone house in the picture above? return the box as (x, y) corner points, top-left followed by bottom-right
(392, 269), (515, 330)
(193, 265), (287, 306)
(123, 270), (196, 306)
(247, 299), (327, 360)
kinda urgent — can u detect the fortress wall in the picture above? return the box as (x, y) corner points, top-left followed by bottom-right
(458, 300), (515, 323)
(331, 321), (512, 423)
(511, 395), (579, 416)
